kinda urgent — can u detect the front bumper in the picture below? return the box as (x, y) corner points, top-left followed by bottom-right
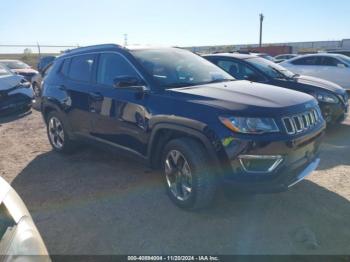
(319, 100), (348, 124)
(223, 156), (320, 193)
(0, 93), (33, 116)
(220, 127), (324, 193)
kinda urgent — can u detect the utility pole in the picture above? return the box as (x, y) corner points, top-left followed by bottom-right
(124, 34), (128, 47)
(37, 42), (41, 58)
(259, 13), (264, 48)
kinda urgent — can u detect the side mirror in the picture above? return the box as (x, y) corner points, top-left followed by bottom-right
(337, 63), (347, 68)
(113, 76), (146, 98)
(245, 74), (259, 82)
(113, 76), (144, 88)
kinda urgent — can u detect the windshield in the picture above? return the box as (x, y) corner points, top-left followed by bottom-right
(247, 57), (295, 79)
(2, 60), (30, 70)
(337, 54), (350, 65)
(0, 64), (12, 76)
(258, 54), (275, 61)
(131, 48), (234, 89)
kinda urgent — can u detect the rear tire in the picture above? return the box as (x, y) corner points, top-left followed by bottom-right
(161, 138), (217, 210)
(46, 111), (77, 154)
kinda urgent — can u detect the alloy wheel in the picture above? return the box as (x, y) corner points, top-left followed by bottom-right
(164, 150), (193, 201)
(48, 117), (64, 149)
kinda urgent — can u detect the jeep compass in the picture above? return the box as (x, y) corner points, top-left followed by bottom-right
(41, 44), (325, 209)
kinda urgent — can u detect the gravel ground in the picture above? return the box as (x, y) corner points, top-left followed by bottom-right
(0, 108), (349, 255)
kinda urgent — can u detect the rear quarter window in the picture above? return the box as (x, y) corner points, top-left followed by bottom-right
(68, 54), (96, 82)
(60, 59), (70, 76)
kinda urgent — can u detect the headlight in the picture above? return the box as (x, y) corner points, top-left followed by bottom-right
(219, 116), (280, 134)
(316, 93), (339, 104)
(17, 79), (31, 89)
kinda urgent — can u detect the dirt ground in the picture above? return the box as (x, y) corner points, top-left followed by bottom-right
(0, 108), (349, 255)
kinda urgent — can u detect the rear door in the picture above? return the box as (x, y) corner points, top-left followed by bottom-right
(62, 54), (97, 135)
(89, 52), (149, 155)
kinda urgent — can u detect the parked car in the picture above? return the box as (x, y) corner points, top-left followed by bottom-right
(32, 59), (54, 98)
(280, 54), (350, 90)
(0, 176), (50, 261)
(204, 53), (348, 124)
(0, 60), (38, 82)
(0, 64), (34, 116)
(37, 56), (56, 73)
(41, 44), (325, 210)
(251, 53), (276, 62)
(274, 54), (298, 63)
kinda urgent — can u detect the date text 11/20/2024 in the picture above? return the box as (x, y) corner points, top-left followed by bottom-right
(127, 256), (220, 261)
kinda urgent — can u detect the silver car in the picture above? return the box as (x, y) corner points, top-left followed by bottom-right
(0, 177), (50, 261)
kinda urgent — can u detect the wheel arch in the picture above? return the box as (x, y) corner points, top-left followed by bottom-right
(148, 123), (221, 170)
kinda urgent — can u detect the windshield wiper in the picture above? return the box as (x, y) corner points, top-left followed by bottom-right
(163, 83), (199, 89)
(204, 79), (235, 84)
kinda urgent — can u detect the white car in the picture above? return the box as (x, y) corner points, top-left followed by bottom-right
(281, 54), (350, 90)
(0, 177), (50, 261)
(274, 54), (298, 63)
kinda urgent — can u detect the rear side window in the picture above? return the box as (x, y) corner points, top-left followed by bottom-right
(68, 54), (96, 82)
(292, 56), (320, 66)
(97, 53), (140, 86)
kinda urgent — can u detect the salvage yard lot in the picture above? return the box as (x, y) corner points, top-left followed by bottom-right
(0, 109), (349, 255)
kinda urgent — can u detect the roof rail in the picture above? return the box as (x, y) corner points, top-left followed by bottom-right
(63, 44), (122, 54)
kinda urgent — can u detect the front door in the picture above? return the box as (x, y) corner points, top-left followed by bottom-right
(89, 52), (150, 155)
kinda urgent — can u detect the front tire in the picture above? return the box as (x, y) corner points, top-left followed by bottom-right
(162, 138), (217, 210)
(46, 111), (76, 154)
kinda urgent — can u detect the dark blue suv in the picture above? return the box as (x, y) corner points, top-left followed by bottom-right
(41, 44), (325, 209)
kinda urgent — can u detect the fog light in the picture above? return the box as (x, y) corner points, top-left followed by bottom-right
(238, 155), (283, 174)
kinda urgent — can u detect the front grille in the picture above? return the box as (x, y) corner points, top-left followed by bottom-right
(282, 108), (320, 135)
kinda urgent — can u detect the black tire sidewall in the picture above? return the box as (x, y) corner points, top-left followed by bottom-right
(162, 138), (215, 210)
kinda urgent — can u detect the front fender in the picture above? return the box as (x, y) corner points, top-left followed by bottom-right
(147, 119), (227, 170)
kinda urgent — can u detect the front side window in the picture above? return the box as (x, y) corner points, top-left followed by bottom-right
(68, 54), (95, 82)
(97, 53), (140, 86)
(131, 48), (234, 89)
(247, 57), (295, 79)
(216, 59), (264, 81)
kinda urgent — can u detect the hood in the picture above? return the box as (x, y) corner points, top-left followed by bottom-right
(169, 80), (316, 115)
(12, 68), (38, 75)
(0, 74), (24, 91)
(295, 75), (345, 94)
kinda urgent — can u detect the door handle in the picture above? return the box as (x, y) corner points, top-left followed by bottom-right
(89, 92), (103, 101)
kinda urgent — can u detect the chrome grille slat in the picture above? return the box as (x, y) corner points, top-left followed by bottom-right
(282, 108), (321, 135)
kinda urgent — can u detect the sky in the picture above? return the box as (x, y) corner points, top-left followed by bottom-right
(1, 0), (350, 52)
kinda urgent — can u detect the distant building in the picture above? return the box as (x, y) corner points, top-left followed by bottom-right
(186, 39), (350, 56)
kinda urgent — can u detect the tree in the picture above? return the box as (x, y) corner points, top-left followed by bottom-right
(23, 48), (32, 55)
